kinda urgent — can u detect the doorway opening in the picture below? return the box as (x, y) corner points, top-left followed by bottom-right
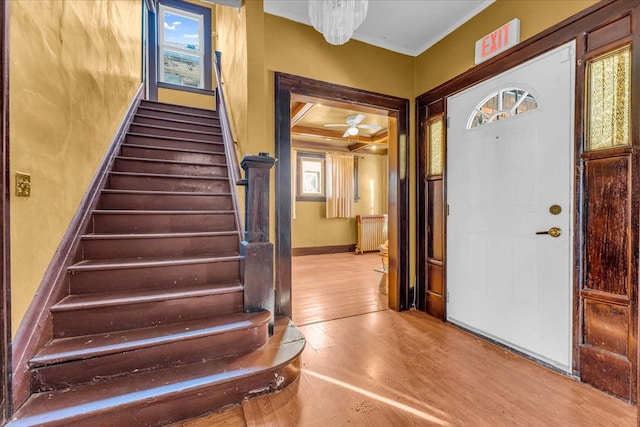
(287, 97), (391, 325)
(274, 73), (410, 320)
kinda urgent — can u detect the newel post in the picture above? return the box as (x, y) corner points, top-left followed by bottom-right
(241, 152), (276, 334)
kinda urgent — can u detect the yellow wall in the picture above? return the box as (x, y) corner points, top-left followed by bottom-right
(157, 87), (215, 110)
(215, 3), (248, 159)
(292, 153), (388, 248)
(415, 0), (599, 95)
(157, 0), (216, 110)
(10, 0), (142, 335)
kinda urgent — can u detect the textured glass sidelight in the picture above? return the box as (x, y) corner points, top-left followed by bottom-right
(468, 88), (538, 129)
(587, 46), (631, 151)
(428, 118), (444, 176)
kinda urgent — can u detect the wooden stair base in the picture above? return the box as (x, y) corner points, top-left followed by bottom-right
(8, 318), (304, 427)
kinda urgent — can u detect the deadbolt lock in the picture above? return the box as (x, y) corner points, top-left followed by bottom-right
(549, 204), (562, 215)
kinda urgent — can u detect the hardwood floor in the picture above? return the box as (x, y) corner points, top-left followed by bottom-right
(174, 309), (635, 426)
(291, 252), (389, 326)
(173, 252), (635, 426)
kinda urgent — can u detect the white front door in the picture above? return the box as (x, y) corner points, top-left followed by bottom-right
(446, 42), (575, 371)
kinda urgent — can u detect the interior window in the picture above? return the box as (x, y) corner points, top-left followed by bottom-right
(297, 153), (326, 201)
(158, 4), (205, 89)
(468, 87), (538, 129)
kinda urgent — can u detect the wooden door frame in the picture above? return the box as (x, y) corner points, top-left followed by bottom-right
(417, 0), (640, 403)
(1, 0), (11, 421)
(274, 73), (411, 317)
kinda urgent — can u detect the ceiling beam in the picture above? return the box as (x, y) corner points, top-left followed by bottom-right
(290, 102), (315, 126)
(292, 139), (351, 152)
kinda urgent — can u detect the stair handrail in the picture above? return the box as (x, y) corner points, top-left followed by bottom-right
(213, 57), (244, 187)
(214, 56), (276, 333)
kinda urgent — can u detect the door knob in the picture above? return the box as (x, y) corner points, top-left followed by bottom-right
(536, 227), (562, 237)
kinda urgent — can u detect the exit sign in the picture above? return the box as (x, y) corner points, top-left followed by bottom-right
(475, 18), (520, 64)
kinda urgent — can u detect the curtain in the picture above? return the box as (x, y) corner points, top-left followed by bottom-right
(326, 153), (354, 218)
(291, 149), (297, 219)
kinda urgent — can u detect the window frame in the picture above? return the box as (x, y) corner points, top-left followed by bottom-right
(295, 151), (360, 202)
(156, 0), (212, 93)
(296, 152), (326, 202)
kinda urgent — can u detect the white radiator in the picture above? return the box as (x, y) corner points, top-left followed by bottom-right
(355, 214), (388, 254)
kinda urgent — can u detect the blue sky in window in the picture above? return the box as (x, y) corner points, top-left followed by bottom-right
(163, 11), (200, 50)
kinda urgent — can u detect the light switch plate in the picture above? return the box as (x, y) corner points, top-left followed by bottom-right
(15, 172), (31, 197)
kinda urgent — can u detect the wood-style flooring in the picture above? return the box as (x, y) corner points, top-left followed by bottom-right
(291, 252), (388, 326)
(173, 253), (636, 427)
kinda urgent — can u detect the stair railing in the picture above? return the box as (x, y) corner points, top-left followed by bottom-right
(214, 57), (276, 334)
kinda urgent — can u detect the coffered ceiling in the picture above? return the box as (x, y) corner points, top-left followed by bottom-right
(291, 101), (389, 155)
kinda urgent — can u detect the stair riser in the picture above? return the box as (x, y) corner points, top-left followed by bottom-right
(137, 107), (220, 125)
(130, 124), (220, 142)
(91, 212), (236, 234)
(99, 193), (233, 211)
(52, 290), (243, 338)
(121, 145), (226, 164)
(115, 158), (228, 177)
(108, 174), (230, 192)
(82, 234), (240, 260)
(33, 324), (268, 392)
(126, 133), (224, 150)
(135, 115), (221, 133)
(139, 100), (216, 116)
(47, 357), (300, 427)
(69, 259), (241, 294)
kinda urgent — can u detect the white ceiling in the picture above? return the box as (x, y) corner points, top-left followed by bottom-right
(263, 0), (495, 57)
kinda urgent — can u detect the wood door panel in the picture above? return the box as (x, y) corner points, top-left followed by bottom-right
(584, 156), (630, 296)
(427, 262), (443, 295)
(425, 263), (444, 320)
(580, 344), (632, 401)
(584, 299), (629, 356)
(586, 15), (631, 53)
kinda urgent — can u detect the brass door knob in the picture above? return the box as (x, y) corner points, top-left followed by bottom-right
(536, 227), (562, 237)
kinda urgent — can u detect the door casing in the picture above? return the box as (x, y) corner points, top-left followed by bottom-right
(274, 73), (411, 317)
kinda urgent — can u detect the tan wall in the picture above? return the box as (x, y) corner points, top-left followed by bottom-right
(415, 0), (599, 95)
(292, 153), (388, 248)
(157, 87), (215, 110)
(215, 3), (248, 159)
(9, 0), (142, 335)
(157, 0), (216, 110)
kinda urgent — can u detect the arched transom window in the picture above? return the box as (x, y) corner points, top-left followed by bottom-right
(468, 87), (538, 129)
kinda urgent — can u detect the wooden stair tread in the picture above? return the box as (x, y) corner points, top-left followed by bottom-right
(131, 122), (223, 137)
(92, 208), (235, 215)
(30, 311), (269, 367)
(115, 155), (227, 168)
(126, 131), (224, 146)
(10, 319), (304, 427)
(109, 171), (228, 181)
(135, 114), (221, 130)
(138, 106), (219, 121)
(81, 230), (238, 240)
(68, 254), (242, 272)
(122, 143), (225, 156)
(139, 100), (218, 116)
(52, 282), (243, 311)
(102, 189), (232, 197)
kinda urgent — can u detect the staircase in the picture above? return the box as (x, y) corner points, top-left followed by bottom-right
(8, 100), (305, 426)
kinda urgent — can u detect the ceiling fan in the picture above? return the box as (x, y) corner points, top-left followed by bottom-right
(324, 114), (382, 138)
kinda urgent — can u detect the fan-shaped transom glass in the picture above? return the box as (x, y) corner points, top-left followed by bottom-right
(467, 88), (538, 129)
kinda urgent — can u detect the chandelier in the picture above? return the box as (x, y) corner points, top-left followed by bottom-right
(308, 0), (369, 46)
